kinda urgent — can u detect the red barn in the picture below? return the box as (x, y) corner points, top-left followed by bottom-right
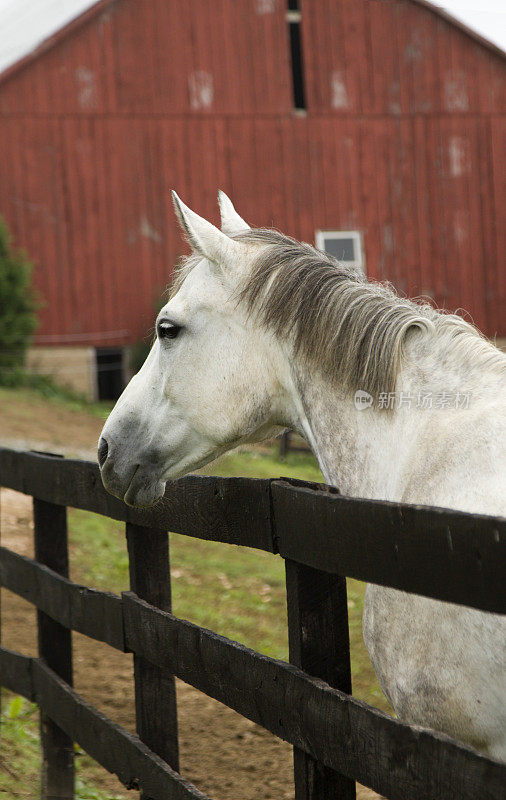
(0, 0), (504, 398)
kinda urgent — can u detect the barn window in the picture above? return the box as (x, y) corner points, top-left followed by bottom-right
(316, 230), (365, 272)
(286, 2), (306, 110)
(96, 347), (125, 400)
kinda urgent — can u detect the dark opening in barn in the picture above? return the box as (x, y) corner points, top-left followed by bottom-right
(287, 2), (306, 110)
(96, 348), (124, 400)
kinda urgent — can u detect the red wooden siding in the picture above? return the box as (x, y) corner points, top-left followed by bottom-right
(301, 0), (505, 115)
(0, 0), (292, 116)
(0, 0), (504, 346)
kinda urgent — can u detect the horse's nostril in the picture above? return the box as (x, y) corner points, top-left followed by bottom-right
(98, 437), (109, 468)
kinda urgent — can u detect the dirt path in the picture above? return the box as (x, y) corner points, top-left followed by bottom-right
(0, 390), (104, 460)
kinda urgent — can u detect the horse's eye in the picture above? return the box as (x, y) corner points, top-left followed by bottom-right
(157, 320), (181, 340)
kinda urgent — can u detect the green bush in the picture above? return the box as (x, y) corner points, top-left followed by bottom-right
(0, 217), (38, 383)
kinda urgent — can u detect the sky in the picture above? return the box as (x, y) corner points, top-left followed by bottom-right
(0, 0), (504, 76)
(441, 0), (506, 50)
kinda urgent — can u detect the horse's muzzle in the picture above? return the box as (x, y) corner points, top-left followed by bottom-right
(98, 436), (165, 508)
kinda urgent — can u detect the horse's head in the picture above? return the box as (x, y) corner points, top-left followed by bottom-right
(99, 192), (286, 507)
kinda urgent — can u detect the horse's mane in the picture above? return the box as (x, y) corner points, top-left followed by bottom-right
(171, 227), (506, 398)
(235, 229), (506, 397)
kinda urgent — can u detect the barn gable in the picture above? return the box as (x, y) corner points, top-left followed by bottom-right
(0, 0), (503, 116)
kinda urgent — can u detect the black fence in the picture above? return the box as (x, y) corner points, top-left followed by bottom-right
(0, 448), (504, 800)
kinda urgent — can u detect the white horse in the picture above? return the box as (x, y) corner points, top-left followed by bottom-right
(99, 191), (506, 760)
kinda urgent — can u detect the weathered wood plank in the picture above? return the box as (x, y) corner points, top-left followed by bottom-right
(0, 448), (274, 552)
(122, 592), (506, 800)
(28, 658), (211, 800)
(0, 545), (71, 624)
(0, 546), (125, 651)
(273, 480), (506, 614)
(0, 646), (35, 701)
(126, 523), (179, 774)
(68, 583), (125, 652)
(33, 497), (74, 800)
(286, 560), (355, 800)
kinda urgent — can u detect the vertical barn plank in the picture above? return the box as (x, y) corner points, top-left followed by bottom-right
(490, 116), (506, 336)
(398, 118), (421, 297)
(285, 560), (355, 800)
(425, 117), (450, 308)
(479, 117), (500, 337)
(51, 118), (73, 339)
(126, 523), (179, 778)
(33, 497), (74, 800)
(463, 119), (487, 332)
(413, 115), (434, 298)
(313, 0), (332, 113)
(386, 119), (405, 293)
(299, 0), (318, 111)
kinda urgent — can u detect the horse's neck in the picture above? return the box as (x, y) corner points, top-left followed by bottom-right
(286, 332), (504, 504)
(290, 371), (408, 500)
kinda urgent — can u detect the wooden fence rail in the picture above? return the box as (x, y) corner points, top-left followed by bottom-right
(0, 649), (209, 800)
(0, 447), (505, 800)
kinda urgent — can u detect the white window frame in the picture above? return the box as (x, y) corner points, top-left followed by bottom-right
(315, 230), (365, 273)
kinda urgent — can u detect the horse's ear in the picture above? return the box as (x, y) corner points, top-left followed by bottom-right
(218, 190), (250, 235)
(171, 191), (240, 266)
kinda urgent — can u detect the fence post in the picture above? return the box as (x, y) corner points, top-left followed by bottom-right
(279, 431), (290, 458)
(33, 497), (74, 800)
(126, 523), (179, 777)
(285, 560), (355, 800)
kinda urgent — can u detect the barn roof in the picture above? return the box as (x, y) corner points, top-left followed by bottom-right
(0, 0), (503, 89)
(0, 0), (100, 76)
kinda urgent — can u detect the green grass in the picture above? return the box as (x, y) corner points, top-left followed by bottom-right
(201, 444), (324, 482)
(0, 381), (113, 419)
(2, 438), (389, 799)
(0, 694), (123, 800)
